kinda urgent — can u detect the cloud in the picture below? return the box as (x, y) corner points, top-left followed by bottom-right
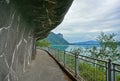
(52, 0), (120, 42)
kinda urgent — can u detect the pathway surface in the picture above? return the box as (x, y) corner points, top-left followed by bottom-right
(19, 49), (72, 81)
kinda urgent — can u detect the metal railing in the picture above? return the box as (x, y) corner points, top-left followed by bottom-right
(42, 47), (120, 81)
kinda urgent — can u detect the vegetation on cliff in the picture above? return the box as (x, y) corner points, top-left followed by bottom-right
(45, 32), (69, 45)
(36, 39), (50, 47)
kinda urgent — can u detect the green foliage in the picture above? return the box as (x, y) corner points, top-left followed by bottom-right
(89, 46), (99, 58)
(54, 49), (120, 81)
(58, 50), (106, 81)
(70, 48), (82, 56)
(89, 32), (120, 61)
(36, 39), (50, 47)
(78, 62), (106, 81)
(49, 32), (120, 81)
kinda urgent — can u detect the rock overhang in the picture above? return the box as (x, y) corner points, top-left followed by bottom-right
(12, 0), (73, 39)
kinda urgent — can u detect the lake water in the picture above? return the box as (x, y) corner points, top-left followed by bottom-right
(50, 45), (120, 62)
(50, 44), (120, 63)
(50, 45), (100, 51)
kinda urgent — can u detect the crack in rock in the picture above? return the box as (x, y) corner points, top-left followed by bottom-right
(45, 0), (56, 4)
(46, 8), (52, 25)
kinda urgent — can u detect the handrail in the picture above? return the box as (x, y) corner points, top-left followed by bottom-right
(42, 47), (120, 81)
(65, 50), (108, 63)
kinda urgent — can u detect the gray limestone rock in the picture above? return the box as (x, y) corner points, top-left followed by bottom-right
(0, 0), (73, 81)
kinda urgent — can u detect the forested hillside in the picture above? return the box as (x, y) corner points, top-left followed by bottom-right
(46, 32), (69, 45)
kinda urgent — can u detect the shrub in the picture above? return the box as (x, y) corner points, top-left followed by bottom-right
(36, 39), (50, 47)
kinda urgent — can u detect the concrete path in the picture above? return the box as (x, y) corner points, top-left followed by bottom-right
(19, 49), (72, 81)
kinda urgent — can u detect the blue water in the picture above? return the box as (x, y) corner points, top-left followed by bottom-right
(50, 45), (120, 63)
(50, 45), (100, 51)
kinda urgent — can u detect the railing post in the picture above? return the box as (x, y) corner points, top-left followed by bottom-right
(75, 53), (78, 77)
(107, 59), (112, 81)
(64, 51), (66, 67)
(113, 64), (116, 81)
(58, 49), (59, 61)
(47, 47), (49, 52)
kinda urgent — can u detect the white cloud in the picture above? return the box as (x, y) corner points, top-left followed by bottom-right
(89, 28), (114, 33)
(52, 0), (120, 42)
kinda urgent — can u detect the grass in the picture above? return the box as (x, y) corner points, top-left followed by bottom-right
(78, 62), (106, 81)
(52, 50), (120, 81)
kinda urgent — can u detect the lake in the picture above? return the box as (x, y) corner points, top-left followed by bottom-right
(50, 44), (120, 63)
(50, 44), (100, 51)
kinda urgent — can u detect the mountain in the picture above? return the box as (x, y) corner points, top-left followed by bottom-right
(72, 40), (99, 45)
(45, 32), (69, 45)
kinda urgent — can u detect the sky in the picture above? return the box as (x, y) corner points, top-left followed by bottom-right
(52, 0), (120, 43)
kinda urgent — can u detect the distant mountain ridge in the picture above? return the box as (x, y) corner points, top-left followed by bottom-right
(46, 33), (99, 45)
(71, 40), (99, 45)
(45, 32), (69, 45)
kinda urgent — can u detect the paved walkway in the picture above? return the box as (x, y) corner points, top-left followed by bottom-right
(19, 49), (72, 81)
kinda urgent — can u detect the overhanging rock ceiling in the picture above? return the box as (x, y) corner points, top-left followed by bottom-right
(13, 0), (73, 39)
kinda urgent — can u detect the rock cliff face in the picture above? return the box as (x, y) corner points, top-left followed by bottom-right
(0, 0), (73, 81)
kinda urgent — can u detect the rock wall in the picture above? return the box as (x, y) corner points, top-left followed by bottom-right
(0, 1), (34, 81)
(0, 0), (73, 81)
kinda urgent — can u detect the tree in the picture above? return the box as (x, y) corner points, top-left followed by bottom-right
(70, 48), (82, 56)
(36, 39), (50, 47)
(90, 32), (120, 61)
